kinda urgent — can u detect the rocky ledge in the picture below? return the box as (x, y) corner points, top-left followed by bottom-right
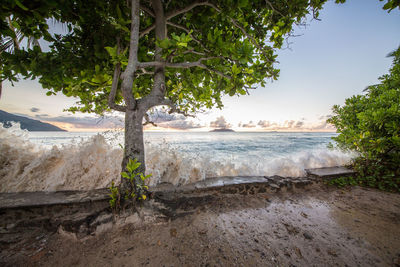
(0, 166), (354, 235)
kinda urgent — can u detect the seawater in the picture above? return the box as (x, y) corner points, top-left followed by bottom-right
(0, 123), (353, 192)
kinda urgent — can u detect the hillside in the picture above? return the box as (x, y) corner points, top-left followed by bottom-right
(0, 110), (66, 131)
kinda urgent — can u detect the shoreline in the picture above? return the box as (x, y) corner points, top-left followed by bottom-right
(1, 182), (399, 266)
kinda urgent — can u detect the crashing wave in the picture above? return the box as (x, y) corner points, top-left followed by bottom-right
(0, 123), (353, 192)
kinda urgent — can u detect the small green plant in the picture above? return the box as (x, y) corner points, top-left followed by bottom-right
(108, 158), (152, 210)
(121, 158), (152, 201)
(328, 176), (358, 187)
(327, 162), (399, 192)
(109, 181), (120, 209)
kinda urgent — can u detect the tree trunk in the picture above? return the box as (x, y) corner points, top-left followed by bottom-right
(121, 107), (145, 191)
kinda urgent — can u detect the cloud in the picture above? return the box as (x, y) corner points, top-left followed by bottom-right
(288, 120), (304, 129)
(254, 117), (335, 131)
(35, 114), (50, 119)
(30, 109), (202, 131)
(147, 111), (185, 123)
(157, 120), (202, 130)
(210, 116), (231, 129)
(284, 120), (295, 128)
(295, 121), (304, 128)
(311, 120), (335, 131)
(30, 107), (40, 113)
(318, 115), (332, 121)
(146, 110), (202, 130)
(35, 114), (124, 129)
(241, 121), (256, 128)
(257, 120), (271, 128)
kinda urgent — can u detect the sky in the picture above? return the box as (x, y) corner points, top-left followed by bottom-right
(1, 0), (399, 132)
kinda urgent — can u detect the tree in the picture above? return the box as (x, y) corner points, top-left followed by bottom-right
(328, 47), (400, 191)
(0, 11), (42, 98)
(1, 0), (342, 198)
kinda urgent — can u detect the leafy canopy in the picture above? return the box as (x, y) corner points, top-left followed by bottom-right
(1, 0), (331, 114)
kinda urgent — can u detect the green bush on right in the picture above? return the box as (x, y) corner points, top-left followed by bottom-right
(328, 47), (400, 192)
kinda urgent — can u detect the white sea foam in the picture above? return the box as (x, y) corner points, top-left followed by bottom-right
(0, 123), (121, 192)
(0, 123), (353, 192)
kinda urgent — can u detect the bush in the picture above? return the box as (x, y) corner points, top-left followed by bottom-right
(328, 47), (400, 192)
(109, 158), (151, 210)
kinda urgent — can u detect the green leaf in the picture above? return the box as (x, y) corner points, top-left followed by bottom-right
(121, 172), (130, 179)
(11, 21), (20, 29)
(15, 0), (29, 11)
(172, 33), (180, 41)
(238, 0), (248, 7)
(157, 38), (170, 49)
(116, 4), (122, 19)
(105, 46), (117, 57)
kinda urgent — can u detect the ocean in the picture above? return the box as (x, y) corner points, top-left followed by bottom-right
(0, 124), (353, 192)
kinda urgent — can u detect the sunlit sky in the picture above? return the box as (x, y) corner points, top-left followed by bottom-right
(1, 0), (399, 132)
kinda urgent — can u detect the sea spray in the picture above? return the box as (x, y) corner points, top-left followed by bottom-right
(0, 124), (354, 192)
(0, 123), (121, 192)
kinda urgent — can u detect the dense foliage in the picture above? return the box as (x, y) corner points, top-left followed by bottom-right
(328, 47), (400, 192)
(0, 0), (332, 114)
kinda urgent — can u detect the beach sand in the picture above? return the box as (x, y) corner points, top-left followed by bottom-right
(1, 184), (400, 266)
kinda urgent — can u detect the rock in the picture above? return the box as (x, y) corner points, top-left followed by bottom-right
(283, 223), (299, 235)
(303, 232), (313, 240)
(269, 183), (280, 190)
(95, 221), (113, 234)
(294, 247), (303, 258)
(198, 230), (207, 235)
(57, 226), (77, 240)
(170, 228), (177, 237)
(124, 213), (140, 225)
(327, 249), (338, 257)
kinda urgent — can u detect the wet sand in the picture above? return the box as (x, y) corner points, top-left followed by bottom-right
(2, 185), (400, 266)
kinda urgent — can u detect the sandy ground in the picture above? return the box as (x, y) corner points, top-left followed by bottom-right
(1, 184), (400, 267)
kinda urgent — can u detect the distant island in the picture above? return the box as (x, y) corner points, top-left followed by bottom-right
(210, 128), (235, 132)
(0, 110), (66, 131)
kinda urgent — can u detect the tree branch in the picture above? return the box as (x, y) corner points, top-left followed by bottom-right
(166, 21), (210, 52)
(138, 68), (155, 76)
(167, 48), (206, 61)
(140, 5), (155, 17)
(108, 64), (127, 112)
(108, 38), (126, 112)
(143, 112), (157, 126)
(165, 1), (211, 20)
(159, 99), (195, 117)
(138, 57), (232, 79)
(138, 56), (218, 68)
(140, 1), (214, 39)
(197, 64), (232, 80)
(139, 24), (155, 38)
(265, 0), (284, 18)
(120, 0), (140, 110)
(182, 49), (205, 56)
